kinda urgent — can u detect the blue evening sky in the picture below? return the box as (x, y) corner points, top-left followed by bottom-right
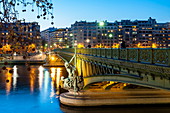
(20, 0), (170, 31)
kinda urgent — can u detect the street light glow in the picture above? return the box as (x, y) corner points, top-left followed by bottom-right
(86, 39), (90, 43)
(99, 21), (105, 26)
(70, 33), (73, 36)
(109, 34), (113, 38)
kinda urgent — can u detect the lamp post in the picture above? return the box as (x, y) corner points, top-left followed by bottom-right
(86, 39), (90, 48)
(70, 33), (77, 67)
(98, 21), (105, 48)
(108, 33), (113, 48)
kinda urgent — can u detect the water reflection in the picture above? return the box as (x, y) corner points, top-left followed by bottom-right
(0, 65), (66, 113)
(38, 66), (44, 90)
(13, 65), (18, 90)
(50, 67), (56, 81)
(30, 67), (36, 93)
(5, 67), (12, 95)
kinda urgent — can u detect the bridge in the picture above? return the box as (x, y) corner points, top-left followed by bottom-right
(55, 48), (170, 106)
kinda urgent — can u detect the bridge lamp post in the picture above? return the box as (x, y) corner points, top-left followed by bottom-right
(70, 33), (77, 67)
(70, 33), (74, 47)
(98, 21), (105, 48)
(108, 33), (113, 48)
(86, 39), (90, 48)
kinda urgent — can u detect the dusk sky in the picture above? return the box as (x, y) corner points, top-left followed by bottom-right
(20, 0), (170, 31)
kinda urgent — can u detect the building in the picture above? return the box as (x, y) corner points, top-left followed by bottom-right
(50, 28), (71, 48)
(114, 17), (170, 48)
(40, 27), (57, 45)
(42, 17), (170, 49)
(0, 22), (40, 53)
(71, 21), (116, 48)
(41, 27), (72, 49)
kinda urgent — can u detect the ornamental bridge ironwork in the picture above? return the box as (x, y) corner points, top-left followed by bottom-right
(55, 48), (170, 91)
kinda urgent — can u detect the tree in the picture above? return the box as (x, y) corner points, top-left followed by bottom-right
(0, 0), (54, 73)
(0, 0), (54, 23)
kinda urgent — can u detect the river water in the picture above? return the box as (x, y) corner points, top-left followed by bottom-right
(0, 65), (170, 113)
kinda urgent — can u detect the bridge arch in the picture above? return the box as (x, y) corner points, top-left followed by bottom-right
(83, 74), (170, 90)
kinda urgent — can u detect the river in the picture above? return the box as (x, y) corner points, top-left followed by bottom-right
(0, 65), (170, 113)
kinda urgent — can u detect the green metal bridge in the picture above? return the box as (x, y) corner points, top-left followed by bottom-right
(56, 48), (170, 90)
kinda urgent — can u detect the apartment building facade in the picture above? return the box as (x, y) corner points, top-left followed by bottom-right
(42, 17), (170, 49)
(0, 22), (41, 53)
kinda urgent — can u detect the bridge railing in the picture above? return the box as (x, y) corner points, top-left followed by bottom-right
(55, 48), (170, 66)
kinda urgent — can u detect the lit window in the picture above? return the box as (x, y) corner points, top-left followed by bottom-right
(93, 37), (96, 39)
(119, 35), (122, 37)
(133, 28), (137, 31)
(125, 32), (130, 34)
(132, 32), (137, 34)
(133, 38), (137, 41)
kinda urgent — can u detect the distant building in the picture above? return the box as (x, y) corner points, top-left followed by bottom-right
(114, 17), (170, 48)
(41, 27), (72, 49)
(0, 22), (40, 53)
(41, 17), (170, 49)
(50, 28), (71, 48)
(71, 21), (115, 48)
(40, 27), (57, 46)
(71, 21), (97, 48)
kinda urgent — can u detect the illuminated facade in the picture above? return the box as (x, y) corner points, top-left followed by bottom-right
(51, 28), (71, 48)
(71, 21), (97, 48)
(42, 17), (170, 49)
(0, 22), (40, 50)
(40, 27), (57, 46)
(114, 17), (170, 48)
(71, 21), (116, 48)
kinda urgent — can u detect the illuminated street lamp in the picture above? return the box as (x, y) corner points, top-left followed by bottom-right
(86, 39), (91, 48)
(98, 21), (105, 48)
(86, 39), (90, 43)
(99, 21), (105, 27)
(108, 33), (113, 48)
(109, 34), (113, 38)
(70, 33), (73, 37)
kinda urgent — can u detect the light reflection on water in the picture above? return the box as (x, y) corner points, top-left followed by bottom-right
(0, 65), (65, 113)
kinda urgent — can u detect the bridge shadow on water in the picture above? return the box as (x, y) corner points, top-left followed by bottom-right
(60, 103), (170, 113)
